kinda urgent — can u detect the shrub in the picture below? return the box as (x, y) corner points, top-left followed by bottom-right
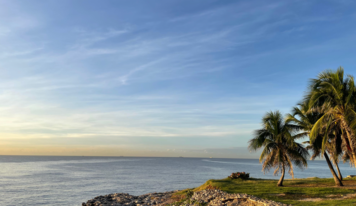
(228, 172), (249, 180)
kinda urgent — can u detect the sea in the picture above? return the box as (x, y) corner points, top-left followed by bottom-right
(1, 156), (355, 206)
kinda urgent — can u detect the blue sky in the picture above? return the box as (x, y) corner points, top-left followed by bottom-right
(0, 0), (356, 157)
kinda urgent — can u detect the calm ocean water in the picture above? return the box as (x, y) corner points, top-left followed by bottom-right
(1, 156), (355, 206)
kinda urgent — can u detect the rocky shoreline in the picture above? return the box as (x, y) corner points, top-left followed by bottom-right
(82, 191), (175, 206)
(82, 190), (290, 206)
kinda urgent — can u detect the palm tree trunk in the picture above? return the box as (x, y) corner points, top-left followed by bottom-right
(334, 161), (343, 181)
(277, 165), (285, 187)
(324, 152), (343, 186)
(330, 150), (343, 181)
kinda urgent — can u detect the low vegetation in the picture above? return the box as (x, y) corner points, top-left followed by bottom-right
(173, 177), (356, 205)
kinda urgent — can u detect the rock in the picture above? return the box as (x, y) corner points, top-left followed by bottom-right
(82, 189), (289, 206)
(82, 191), (175, 206)
(190, 190), (290, 206)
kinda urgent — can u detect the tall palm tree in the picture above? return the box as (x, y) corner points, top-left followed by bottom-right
(307, 67), (356, 166)
(286, 102), (343, 186)
(249, 111), (308, 187)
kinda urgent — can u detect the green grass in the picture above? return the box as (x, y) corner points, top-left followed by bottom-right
(184, 177), (356, 205)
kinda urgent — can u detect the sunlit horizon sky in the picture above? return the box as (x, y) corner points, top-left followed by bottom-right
(0, 0), (356, 158)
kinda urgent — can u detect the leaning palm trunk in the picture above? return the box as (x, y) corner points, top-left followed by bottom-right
(277, 165), (285, 187)
(328, 147), (343, 181)
(334, 161), (343, 181)
(324, 152), (343, 186)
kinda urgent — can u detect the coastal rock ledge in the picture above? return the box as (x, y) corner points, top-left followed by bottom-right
(82, 190), (290, 206)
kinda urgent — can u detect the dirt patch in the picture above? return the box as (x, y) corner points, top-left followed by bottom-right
(299, 193), (356, 202)
(300, 198), (324, 202)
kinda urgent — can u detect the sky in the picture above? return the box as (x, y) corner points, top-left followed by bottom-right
(0, 0), (356, 158)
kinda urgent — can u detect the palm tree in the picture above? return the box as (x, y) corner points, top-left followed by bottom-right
(307, 67), (356, 166)
(286, 102), (343, 186)
(249, 111), (308, 187)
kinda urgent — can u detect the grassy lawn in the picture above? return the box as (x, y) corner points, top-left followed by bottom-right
(175, 177), (356, 205)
